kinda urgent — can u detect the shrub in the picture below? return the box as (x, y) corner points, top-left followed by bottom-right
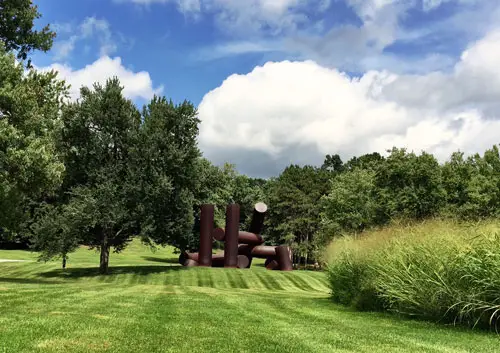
(325, 219), (500, 329)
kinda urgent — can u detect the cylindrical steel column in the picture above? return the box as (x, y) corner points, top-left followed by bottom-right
(199, 204), (214, 267)
(276, 246), (293, 271)
(249, 202), (267, 235)
(212, 227), (225, 241)
(212, 228), (263, 245)
(224, 204), (240, 268)
(238, 244), (276, 258)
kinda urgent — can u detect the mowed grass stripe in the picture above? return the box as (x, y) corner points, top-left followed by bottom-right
(1, 241), (499, 352)
(1, 253), (330, 294)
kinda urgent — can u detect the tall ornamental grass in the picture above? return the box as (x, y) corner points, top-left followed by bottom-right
(325, 219), (500, 329)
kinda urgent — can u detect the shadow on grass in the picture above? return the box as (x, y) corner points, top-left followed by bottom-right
(39, 265), (185, 279)
(0, 277), (63, 285)
(141, 256), (179, 264)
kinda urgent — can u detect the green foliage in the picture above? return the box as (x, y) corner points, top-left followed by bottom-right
(134, 97), (201, 251)
(321, 153), (344, 173)
(376, 148), (446, 220)
(265, 165), (330, 264)
(325, 220), (500, 329)
(32, 79), (203, 272)
(326, 252), (380, 310)
(344, 152), (384, 171)
(30, 201), (84, 264)
(232, 173), (267, 229)
(0, 0), (55, 65)
(320, 168), (380, 234)
(441, 151), (473, 209)
(442, 146), (500, 219)
(0, 48), (67, 234)
(32, 78), (142, 273)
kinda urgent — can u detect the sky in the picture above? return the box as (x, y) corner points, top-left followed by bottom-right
(32, 0), (500, 177)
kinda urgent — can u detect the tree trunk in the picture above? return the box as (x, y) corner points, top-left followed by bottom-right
(99, 233), (110, 275)
(62, 254), (67, 269)
(305, 233), (309, 269)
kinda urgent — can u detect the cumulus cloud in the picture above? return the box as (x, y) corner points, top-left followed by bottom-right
(39, 56), (163, 101)
(197, 29), (500, 177)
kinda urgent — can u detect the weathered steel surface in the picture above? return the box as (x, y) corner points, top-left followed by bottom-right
(249, 202), (268, 235)
(182, 202), (293, 271)
(276, 246), (293, 271)
(212, 254), (249, 269)
(182, 252), (223, 263)
(212, 227), (225, 241)
(265, 257), (279, 270)
(199, 204), (214, 267)
(224, 204), (240, 268)
(212, 228), (263, 245)
(238, 244), (276, 258)
(184, 259), (198, 267)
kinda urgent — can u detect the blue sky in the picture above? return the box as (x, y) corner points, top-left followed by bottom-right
(33, 0), (500, 177)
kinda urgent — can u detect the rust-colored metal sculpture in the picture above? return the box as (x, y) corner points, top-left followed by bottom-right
(224, 204), (240, 268)
(180, 202), (293, 271)
(184, 259), (199, 267)
(198, 204), (214, 267)
(265, 258), (279, 270)
(276, 246), (293, 271)
(213, 228), (264, 245)
(238, 244), (276, 257)
(249, 202), (267, 235)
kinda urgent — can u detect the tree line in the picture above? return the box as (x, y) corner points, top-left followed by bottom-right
(1, 1), (499, 272)
(264, 146), (500, 267)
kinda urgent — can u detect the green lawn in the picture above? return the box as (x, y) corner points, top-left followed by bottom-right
(0, 241), (498, 353)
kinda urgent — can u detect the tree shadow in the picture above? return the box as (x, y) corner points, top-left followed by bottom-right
(141, 256), (179, 264)
(39, 265), (185, 279)
(0, 277), (63, 285)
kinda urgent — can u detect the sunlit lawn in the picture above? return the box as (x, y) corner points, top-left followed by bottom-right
(0, 240), (498, 353)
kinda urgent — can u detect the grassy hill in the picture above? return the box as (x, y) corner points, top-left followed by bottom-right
(0, 240), (498, 353)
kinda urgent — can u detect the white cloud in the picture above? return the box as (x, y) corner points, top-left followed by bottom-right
(193, 40), (283, 61)
(53, 17), (125, 60)
(197, 29), (500, 177)
(422, 0), (478, 11)
(116, 0), (329, 35)
(39, 56), (163, 101)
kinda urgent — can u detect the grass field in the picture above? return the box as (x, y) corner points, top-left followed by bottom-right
(1, 241), (499, 353)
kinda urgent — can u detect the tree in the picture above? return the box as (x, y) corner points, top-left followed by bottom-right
(0, 47), (67, 239)
(34, 84), (204, 271)
(0, 0), (55, 65)
(133, 97), (201, 252)
(231, 174), (267, 230)
(321, 154), (344, 173)
(34, 78), (142, 274)
(376, 148), (445, 220)
(265, 165), (330, 266)
(458, 145), (500, 219)
(30, 202), (84, 269)
(344, 152), (384, 171)
(441, 151), (473, 216)
(320, 168), (380, 235)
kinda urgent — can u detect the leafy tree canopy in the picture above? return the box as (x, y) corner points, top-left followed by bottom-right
(0, 0), (55, 65)
(0, 47), (67, 236)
